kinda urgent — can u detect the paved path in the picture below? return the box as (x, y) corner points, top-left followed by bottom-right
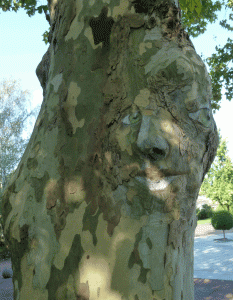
(194, 224), (233, 299)
(194, 278), (233, 300)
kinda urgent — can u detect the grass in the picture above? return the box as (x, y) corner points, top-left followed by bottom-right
(197, 218), (211, 225)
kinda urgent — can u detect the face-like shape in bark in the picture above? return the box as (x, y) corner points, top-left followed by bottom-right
(97, 46), (218, 224)
(82, 44), (218, 232)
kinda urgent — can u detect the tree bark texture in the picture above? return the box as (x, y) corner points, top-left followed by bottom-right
(1, 0), (218, 299)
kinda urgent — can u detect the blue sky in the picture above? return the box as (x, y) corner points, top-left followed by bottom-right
(0, 4), (233, 165)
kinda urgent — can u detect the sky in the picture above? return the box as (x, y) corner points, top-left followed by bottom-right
(0, 3), (233, 170)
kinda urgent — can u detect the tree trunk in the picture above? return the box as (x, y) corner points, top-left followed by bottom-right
(1, 0), (219, 299)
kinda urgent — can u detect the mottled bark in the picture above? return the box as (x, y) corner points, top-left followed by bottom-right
(1, 0), (218, 299)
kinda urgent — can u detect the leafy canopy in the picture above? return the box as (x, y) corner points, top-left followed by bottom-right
(0, 77), (40, 191)
(0, 0), (204, 15)
(181, 0), (224, 37)
(200, 130), (233, 212)
(0, 0), (215, 44)
(0, 0), (48, 16)
(205, 1), (233, 111)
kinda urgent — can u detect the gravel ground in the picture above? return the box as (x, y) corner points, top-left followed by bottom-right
(195, 223), (233, 237)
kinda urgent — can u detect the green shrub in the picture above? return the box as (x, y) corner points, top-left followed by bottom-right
(211, 210), (233, 241)
(211, 210), (233, 231)
(2, 269), (13, 279)
(197, 204), (213, 220)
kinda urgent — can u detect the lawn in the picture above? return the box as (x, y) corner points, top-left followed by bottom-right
(197, 218), (211, 225)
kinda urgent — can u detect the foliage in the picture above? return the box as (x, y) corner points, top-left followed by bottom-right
(181, 0), (233, 114)
(42, 26), (51, 45)
(1, 0), (204, 17)
(215, 202), (233, 215)
(0, 0), (225, 46)
(2, 268), (13, 279)
(206, 36), (233, 109)
(181, 0), (223, 37)
(196, 204), (213, 220)
(211, 210), (233, 239)
(205, 1), (233, 109)
(0, 0), (49, 17)
(0, 0), (50, 44)
(0, 78), (40, 192)
(0, 78), (40, 247)
(200, 130), (233, 212)
(1, 0), (233, 109)
(180, 0), (233, 114)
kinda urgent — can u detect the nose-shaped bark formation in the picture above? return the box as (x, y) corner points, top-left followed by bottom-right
(136, 116), (169, 161)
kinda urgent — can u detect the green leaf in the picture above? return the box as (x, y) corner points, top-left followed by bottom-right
(180, 0), (202, 15)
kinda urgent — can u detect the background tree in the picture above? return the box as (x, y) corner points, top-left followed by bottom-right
(181, 0), (233, 113)
(200, 130), (233, 212)
(181, 0), (223, 38)
(205, 0), (233, 111)
(0, 77), (40, 201)
(0, 78), (41, 258)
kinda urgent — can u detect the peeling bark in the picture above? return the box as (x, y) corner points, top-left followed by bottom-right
(2, 0), (218, 299)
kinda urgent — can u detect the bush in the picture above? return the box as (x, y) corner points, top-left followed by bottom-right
(2, 269), (13, 279)
(197, 204), (213, 220)
(211, 210), (233, 231)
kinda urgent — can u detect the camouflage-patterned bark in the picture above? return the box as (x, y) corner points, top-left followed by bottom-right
(1, 0), (218, 299)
